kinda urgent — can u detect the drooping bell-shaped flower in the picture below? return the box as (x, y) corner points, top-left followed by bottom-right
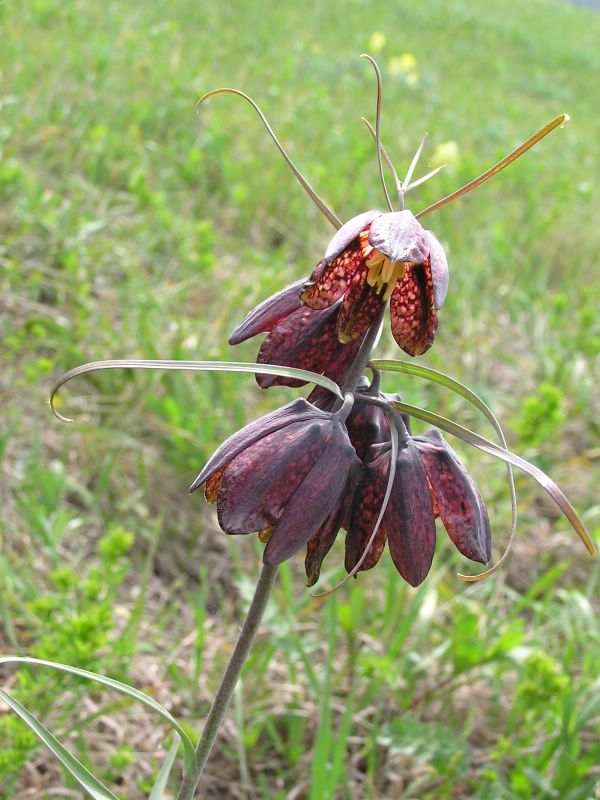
(190, 398), (362, 566)
(301, 209), (449, 356)
(229, 280), (365, 389)
(204, 68), (568, 378)
(345, 429), (490, 586)
(303, 383), (391, 586)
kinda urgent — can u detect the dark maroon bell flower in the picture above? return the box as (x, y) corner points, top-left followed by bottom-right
(302, 209), (448, 356)
(190, 398), (362, 566)
(304, 383), (391, 586)
(345, 428), (490, 586)
(229, 279), (365, 389)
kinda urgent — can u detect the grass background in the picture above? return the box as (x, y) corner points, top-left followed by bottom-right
(1, 0), (600, 797)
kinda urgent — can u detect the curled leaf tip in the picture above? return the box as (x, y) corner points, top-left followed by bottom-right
(49, 383), (74, 424)
(49, 400), (73, 425)
(196, 87), (242, 113)
(457, 537), (515, 583)
(48, 358), (344, 430)
(194, 85), (342, 229)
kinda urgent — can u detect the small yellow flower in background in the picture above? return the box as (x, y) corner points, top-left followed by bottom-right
(368, 32), (386, 53)
(431, 140), (461, 168)
(388, 53), (419, 87)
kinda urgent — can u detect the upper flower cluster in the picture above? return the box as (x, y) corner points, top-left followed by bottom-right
(230, 209), (448, 389)
(302, 209), (448, 354)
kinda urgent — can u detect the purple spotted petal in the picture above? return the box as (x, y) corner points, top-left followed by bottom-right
(323, 209), (382, 262)
(256, 303), (341, 388)
(414, 430), (491, 564)
(368, 210), (429, 264)
(345, 398), (390, 461)
(389, 261), (438, 356)
(217, 419), (332, 534)
(336, 260), (386, 343)
(189, 399), (328, 493)
(345, 446), (390, 573)
(229, 280), (304, 345)
(301, 241), (365, 310)
(304, 461), (362, 586)
(304, 333), (365, 410)
(386, 441), (437, 586)
(304, 385), (338, 411)
(424, 230), (449, 309)
(264, 423), (362, 565)
(324, 334), (364, 383)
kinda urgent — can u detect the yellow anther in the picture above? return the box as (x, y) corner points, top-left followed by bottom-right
(383, 278), (397, 301)
(366, 249), (406, 300)
(381, 258), (394, 283)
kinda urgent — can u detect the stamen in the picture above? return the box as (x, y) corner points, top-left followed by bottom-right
(366, 250), (385, 268)
(381, 259), (395, 283)
(382, 278), (397, 302)
(197, 88), (342, 230)
(258, 527), (273, 543)
(366, 259), (383, 287)
(359, 230), (375, 258)
(366, 252), (405, 299)
(360, 54), (394, 213)
(416, 114), (569, 219)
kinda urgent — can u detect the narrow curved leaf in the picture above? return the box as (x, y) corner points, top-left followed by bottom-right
(148, 734), (181, 800)
(0, 687), (118, 800)
(389, 401), (596, 557)
(49, 359), (344, 422)
(0, 657), (196, 774)
(370, 358), (517, 579)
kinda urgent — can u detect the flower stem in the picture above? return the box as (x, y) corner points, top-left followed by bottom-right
(177, 563), (279, 800)
(341, 306), (386, 394)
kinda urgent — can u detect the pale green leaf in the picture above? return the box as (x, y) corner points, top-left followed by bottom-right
(0, 657), (196, 774)
(50, 359), (344, 423)
(148, 734), (181, 800)
(0, 687), (119, 800)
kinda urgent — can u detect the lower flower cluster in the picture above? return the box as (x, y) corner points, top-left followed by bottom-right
(191, 389), (490, 587)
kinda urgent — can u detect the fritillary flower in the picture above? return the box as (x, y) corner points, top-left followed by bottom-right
(346, 428), (490, 587)
(190, 398), (362, 566)
(301, 209), (448, 355)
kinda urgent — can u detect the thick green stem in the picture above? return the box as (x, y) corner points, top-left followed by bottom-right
(177, 563), (279, 800)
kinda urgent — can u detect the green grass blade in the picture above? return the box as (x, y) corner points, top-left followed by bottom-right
(0, 657), (196, 774)
(309, 596), (337, 800)
(0, 687), (119, 800)
(389, 400), (596, 558)
(49, 358), (344, 422)
(148, 734), (181, 800)
(370, 358), (517, 578)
